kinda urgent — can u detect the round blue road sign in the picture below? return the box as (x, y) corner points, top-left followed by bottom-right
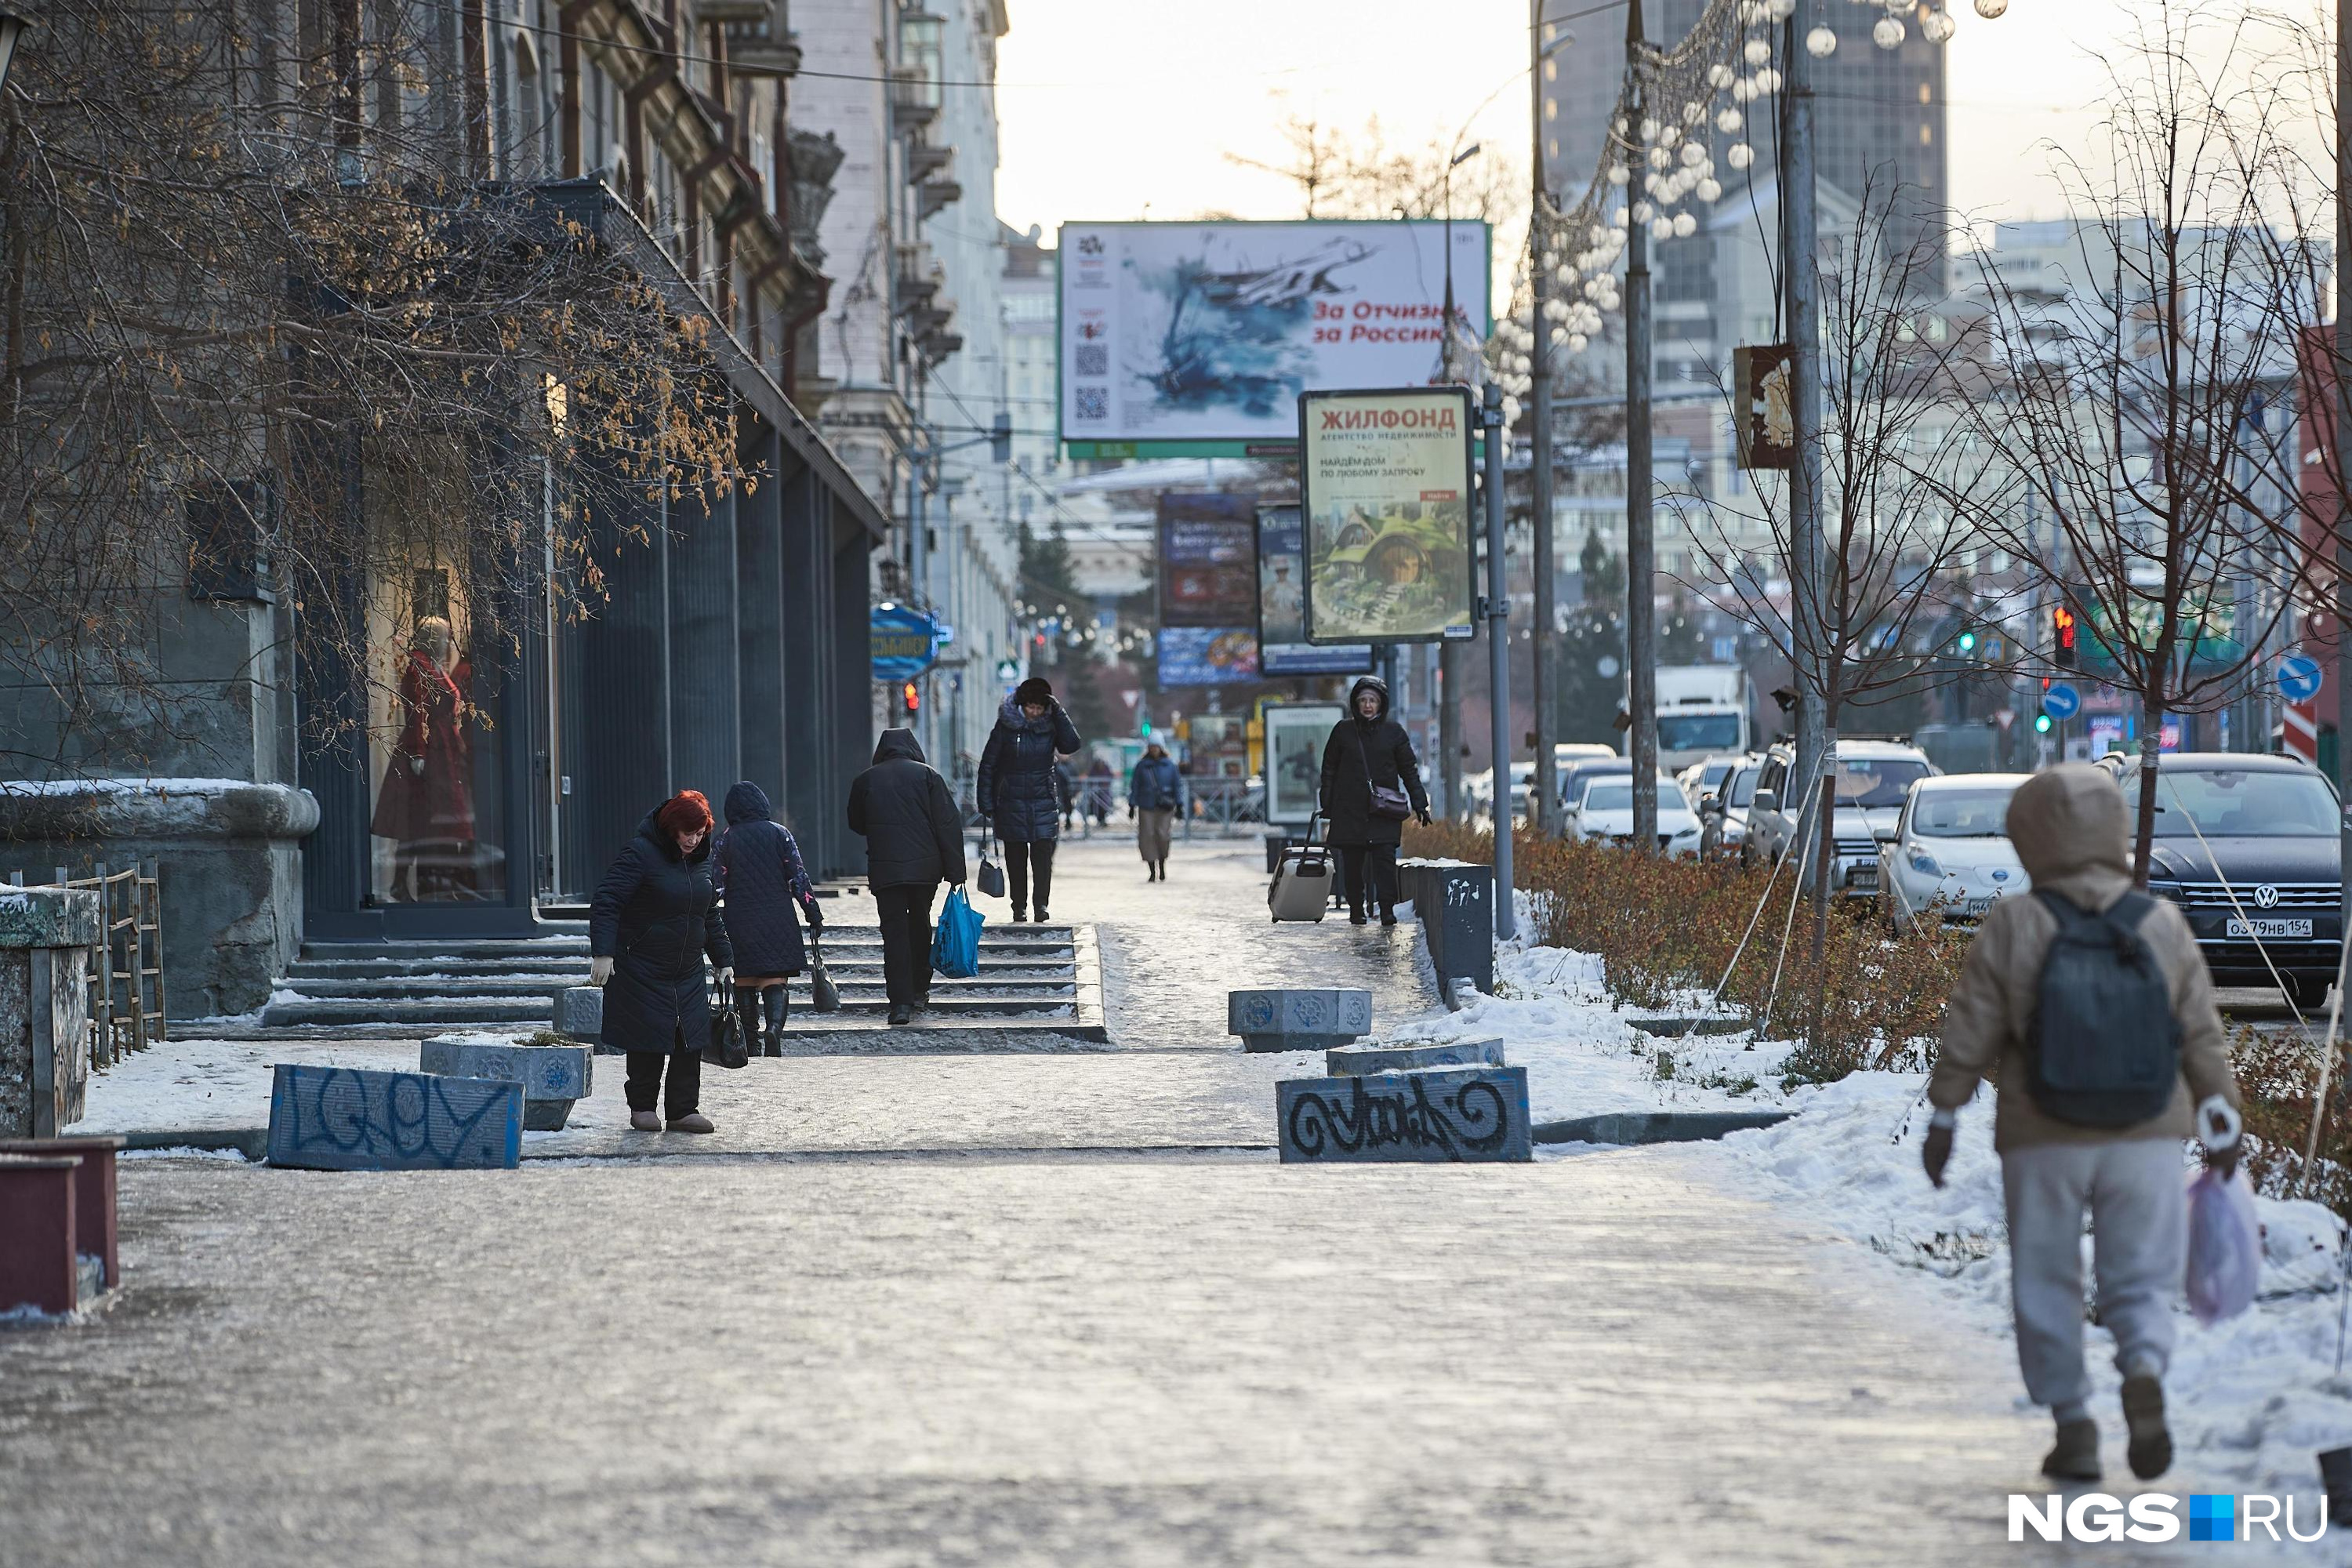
(2042, 682), (2081, 721)
(2278, 654), (2324, 702)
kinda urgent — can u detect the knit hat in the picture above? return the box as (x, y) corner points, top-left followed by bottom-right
(1014, 677), (1054, 708)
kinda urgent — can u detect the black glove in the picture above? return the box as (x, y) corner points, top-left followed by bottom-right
(1416, 808), (1432, 827)
(1922, 1123), (1954, 1189)
(1128, 805), (1136, 819)
(2204, 1141), (2241, 1179)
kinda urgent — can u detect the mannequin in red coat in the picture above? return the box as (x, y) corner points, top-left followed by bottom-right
(370, 615), (477, 899)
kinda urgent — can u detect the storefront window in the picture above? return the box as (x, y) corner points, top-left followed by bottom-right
(365, 559), (506, 904)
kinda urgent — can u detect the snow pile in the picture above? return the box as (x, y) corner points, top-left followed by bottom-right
(1703, 1071), (2352, 1501)
(1385, 938), (1797, 1123)
(0, 776), (260, 797)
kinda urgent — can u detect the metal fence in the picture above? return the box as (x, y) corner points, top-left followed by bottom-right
(5, 861), (166, 1065)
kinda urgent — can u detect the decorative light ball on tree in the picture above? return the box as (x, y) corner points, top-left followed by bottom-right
(1755, 67), (1781, 93)
(1708, 63), (1736, 87)
(1744, 38), (1772, 65)
(1549, 325), (1568, 347)
(1568, 332), (1588, 353)
(1658, 125), (1680, 149)
(1873, 16), (1904, 46)
(1806, 25), (1838, 56)
(1767, 0), (1796, 16)
(1974, 0), (2008, 14)
(1682, 100), (1707, 125)
(1696, 176), (1723, 203)
(1556, 263), (1574, 283)
(1671, 212), (1698, 238)
(1726, 142), (1754, 169)
(1679, 142), (1706, 168)
(1639, 116), (1660, 141)
(1732, 77), (1756, 103)
(1921, 9), (1955, 42)
(1632, 199), (1654, 222)
(1649, 216), (1674, 241)
(1607, 163), (1630, 186)
(1647, 146), (1670, 169)
(1717, 106), (1743, 132)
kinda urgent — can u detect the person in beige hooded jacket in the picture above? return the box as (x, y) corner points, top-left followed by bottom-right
(1926, 764), (2242, 1486)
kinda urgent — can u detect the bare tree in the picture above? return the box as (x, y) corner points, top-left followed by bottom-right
(0, 2), (742, 777)
(1936, 5), (2323, 877)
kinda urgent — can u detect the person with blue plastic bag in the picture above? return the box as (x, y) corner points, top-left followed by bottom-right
(847, 727), (966, 1026)
(931, 887), (984, 979)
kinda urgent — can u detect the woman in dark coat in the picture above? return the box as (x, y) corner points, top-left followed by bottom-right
(1319, 673), (1431, 927)
(848, 728), (968, 1025)
(976, 676), (1081, 923)
(589, 790), (735, 1133)
(717, 781), (822, 1058)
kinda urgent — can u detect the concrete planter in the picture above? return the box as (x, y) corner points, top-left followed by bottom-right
(419, 1036), (593, 1131)
(1227, 988), (1372, 1054)
(0, 886), (100, 1138)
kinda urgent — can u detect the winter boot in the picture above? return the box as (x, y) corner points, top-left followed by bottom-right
(2122, 1374), (2172, 1480)
(629, 1110), (661, 1133)
(1034, 906), (1050, 923)
(666, 1112), (715, 1134)
(887, 1003), (912, 1026)
(1157, 858), (1168, 880)
(2042, 1417), (2102, 1483)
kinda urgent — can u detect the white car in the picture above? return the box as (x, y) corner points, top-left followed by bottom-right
(1879, 773), (2032, 931)
(1568, 774), (1703, 858)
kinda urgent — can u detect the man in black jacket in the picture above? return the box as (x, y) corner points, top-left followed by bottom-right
(848, 728), (968, 1025)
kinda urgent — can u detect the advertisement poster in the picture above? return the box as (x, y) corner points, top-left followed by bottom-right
(1298, 387), (1477, 644)
(1159, 492), (1259, 627)
(1058, 220), (1491, 451)
(1157, 626), (1260, 688)
(1261, 702), (1343, 826)
(1255, 504), (1373, 677)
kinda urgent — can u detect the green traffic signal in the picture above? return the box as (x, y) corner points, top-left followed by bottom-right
(2034, 713), (2053, 734)
(1956, 630), (1977, 655)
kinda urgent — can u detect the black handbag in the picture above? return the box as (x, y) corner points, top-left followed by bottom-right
(808, 935), (842, 1013)
(1358, 731), (1413, 822)
(977, 829), (1007, 899)
(702, 985), (749, 1069)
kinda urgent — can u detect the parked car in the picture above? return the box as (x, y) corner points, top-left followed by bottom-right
(1556, 754), (1634, 826)
(1697, 753), (1762, 861)
(2107, 753), (2343, 1007)
(1566, 771), (1701, 857)
(1744, 738), (1937, 895)
(1676, 753), (1744, 812)
(1877, 773), (2031, 931)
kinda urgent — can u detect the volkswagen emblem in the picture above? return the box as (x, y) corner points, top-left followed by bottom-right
(1991, 869), (2009, 882)
(2252, 884), (2280, 909)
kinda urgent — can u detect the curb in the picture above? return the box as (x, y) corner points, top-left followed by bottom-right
(116, 1128), (269, 1161)
(1534, 1110), (1792, 1146)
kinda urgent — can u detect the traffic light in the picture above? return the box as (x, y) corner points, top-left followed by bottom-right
(2034, 713), (2053, 735)
(1955, 629), (1977, 656)
(902, 681), (920, 713)
(989, 412), (1013, 464)
(1140, 715), (1152, 737)
(2052, 606), (2078, 669)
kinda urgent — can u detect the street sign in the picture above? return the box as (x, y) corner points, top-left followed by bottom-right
(2278, 653), (2324, 702)
(870, 604), (942, 683)
(2042, 682), (2081, 720)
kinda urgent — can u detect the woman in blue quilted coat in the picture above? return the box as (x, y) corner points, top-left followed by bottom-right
(977, 676), (1081, 922)
(717, 781), (822, 1057)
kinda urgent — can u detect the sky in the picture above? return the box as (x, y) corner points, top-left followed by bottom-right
(993, 0), (2292, 255)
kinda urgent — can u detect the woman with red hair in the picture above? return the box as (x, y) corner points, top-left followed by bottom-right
(588, 790), (735, 1132)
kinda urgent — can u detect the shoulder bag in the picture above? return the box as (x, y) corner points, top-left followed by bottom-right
(1357, 729), (1413, 822)
(702, 983), (749, 1069)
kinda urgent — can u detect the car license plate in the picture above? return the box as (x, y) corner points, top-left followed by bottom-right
(2225, 917), (2312, 938)
(1845, 866), (1877, 889)
(1958, 897), (1994, 917)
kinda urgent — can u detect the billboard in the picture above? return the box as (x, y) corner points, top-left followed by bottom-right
(1299, 387), (1477, 645)
(1261, 702), (1344, 826)
(870, 604), (942, 682)
(1158, 492), (1259, 627)
(1156, 626), (1260, 688)
(1058, 220), (1491, 453)
(1255, 504), (1373, 677)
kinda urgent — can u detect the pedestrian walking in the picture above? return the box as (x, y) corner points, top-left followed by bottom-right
(715, 781), (822, 1058)
(976, 677), (1080, 923)
(1924, 764), (2242, 1485)
(1319, 673), (1429, 927)
(847, 727), (967, 1025)
(588, 789), (735, 1134)
(1128, 740), (1185, 881)
(1085, 753), (1114, 828)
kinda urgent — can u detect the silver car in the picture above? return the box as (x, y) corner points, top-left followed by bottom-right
(1877, 774), (2031, 930)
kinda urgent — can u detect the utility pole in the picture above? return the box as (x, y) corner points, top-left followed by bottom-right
(1624, 0), (1658, 851)
(1483, 381), (1517, 938)
(1782, 2), (1828, 913)
(2336, 0), (2350, 961)
(1440, 142), (1478, 823)
(1529, 0), (1559, 837)
(908, 434), (931, 759)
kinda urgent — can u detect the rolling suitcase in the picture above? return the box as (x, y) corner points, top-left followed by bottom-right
(1269, 816), (1336, 924)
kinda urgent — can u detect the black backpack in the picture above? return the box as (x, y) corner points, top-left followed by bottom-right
(2027, 889), (2180, 1128)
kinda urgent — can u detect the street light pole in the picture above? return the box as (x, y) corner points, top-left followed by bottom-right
(1484, 381), (1517, 939)
(2336, 0), (2350, 972)
(1784, 0), (1827, 877)
(1529, 0), (1560, 838)
(1624, 0), (1659, 851)
(1441, 142), (1480, 822)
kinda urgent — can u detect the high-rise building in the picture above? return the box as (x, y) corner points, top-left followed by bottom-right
(1541, 1), (1947, 379)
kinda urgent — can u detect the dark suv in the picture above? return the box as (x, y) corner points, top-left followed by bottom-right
(2102, 753), (2344, 1006)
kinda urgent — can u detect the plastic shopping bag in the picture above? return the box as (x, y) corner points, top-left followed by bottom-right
(2184, 1165), (2262, 1327)
(931, 887), (983, 979)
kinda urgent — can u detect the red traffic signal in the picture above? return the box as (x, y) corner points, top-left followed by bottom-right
(2052, 606), (2078, 668)
(902, 681), (920, 713)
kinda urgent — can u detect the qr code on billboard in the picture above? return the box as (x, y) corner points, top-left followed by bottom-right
(1074, 344), (1109, 376)
(1074, 387), (1108, 421)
